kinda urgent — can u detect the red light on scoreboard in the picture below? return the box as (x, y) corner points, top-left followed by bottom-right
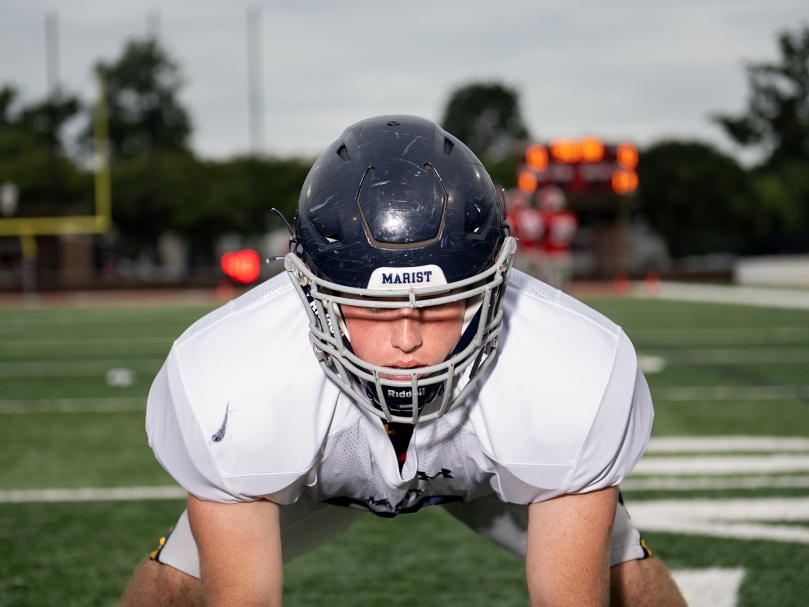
(580, 137), (605, 163)
(518, 138), (638, 195)
(517, 170), (539, 194)
(612, 169), (639, 194)
(525, 144), (549, 172)
(221, 249), (261, 283)
(549, 139), (581, 163)
(616, 142), (639, 169)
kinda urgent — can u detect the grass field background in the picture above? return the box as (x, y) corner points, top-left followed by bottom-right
(1, 297), (808, 605)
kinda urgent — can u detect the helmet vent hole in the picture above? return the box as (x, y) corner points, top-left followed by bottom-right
(443, 137), (454, 155)
(423, 163), (433, 171)
(336, 144), (350, 162)
(387, 120), (400, 126)
(325, 234), (340, 243)
(468, 225), (481, 234)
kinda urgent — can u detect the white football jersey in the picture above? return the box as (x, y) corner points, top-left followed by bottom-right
(146, 270), (653, 515)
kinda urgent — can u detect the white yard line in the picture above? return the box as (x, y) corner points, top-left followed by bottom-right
(646, 436), (809, 453)
(627, 437), (809, 490)
(0, 486), (186, 503)
(0, 360), (162, 377)
(653, 385), (809, 401)
(0, 337), (171, 347)
(632, 455), (809, 475)
(4, 489), (808, 553)
(628, 497), (809, 543)
(0, 398), (145, 414)
(645, 348), (809, 365)
(622, 475), (809, 491)
(671, 568), (745, 607)
(634, 282), (809, 310)
(630, 327), (809, 345)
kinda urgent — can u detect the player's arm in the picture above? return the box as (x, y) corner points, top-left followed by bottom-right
(526, 486), (617, 607)
(187, 493), (283, 607)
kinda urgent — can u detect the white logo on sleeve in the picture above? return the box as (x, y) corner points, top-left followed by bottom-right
(367, 265), (447, 289)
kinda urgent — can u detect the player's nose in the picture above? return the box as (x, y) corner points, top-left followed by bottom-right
(390, 315), (422, 353)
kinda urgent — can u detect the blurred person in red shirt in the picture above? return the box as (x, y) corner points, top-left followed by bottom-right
(538, 186), (577, 289)
(506, 189), (545, 279)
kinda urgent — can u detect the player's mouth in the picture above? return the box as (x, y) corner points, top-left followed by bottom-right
(382, 364), (427, 382)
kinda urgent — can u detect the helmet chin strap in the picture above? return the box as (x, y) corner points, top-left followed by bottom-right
(331, 301), (351, 340)
(462, 293), (483, 333)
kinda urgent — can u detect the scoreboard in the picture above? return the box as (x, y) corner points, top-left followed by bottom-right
(511, 137), (640, 279)
(516, 138), (639, 202)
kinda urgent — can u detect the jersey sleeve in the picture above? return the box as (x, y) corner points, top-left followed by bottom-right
(146, 348), (237, 503)
(565, 331), (654, 494)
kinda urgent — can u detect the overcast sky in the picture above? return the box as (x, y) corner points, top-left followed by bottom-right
(2, 0), (807, 162)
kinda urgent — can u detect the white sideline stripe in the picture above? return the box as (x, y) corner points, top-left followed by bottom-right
(0, 398), (145, 414)
(0, 359), (162, 377)
(645, 348), (809, 365)
(671, 568), (745, 607)
(634, 281), (809, 310)
(646, 436), (809, 453)
(5, 490), (808, 550)
(633, 455), (809, 475)
(629, 497), (809, 543)
(654, 385), (809, 401)
(631, 326), (809, 345)
(622, 475), (809, 491)
(0, 486), (186, 503)
(0, 337), (171, 347)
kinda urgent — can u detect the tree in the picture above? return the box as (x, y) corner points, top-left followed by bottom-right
(0, 85), (17, 130)
(94, 37), (192, 158)
(441, 82), (529, 187)
(714, 26), (809, 166)
(441, 82), (528, 161)
(88, 36), (194, 258)
(749, 160), (809, 253)
(713, 26), (809, 252)
(108, 152), (310, 262)
(636, 141), (764, 257)
(0, 84), (89, 216)
(0, 85), (81, 158)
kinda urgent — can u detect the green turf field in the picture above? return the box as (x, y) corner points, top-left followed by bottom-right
(1, 298), (808, 606)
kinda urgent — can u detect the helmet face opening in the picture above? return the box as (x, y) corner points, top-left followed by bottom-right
(284, 237), (516, 424)
(286, 115), (514, 424)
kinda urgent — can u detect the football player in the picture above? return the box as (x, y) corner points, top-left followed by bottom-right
(537, 185), (578, 289)
(121, 115), (686, 606)
(506, 187), (546, 279)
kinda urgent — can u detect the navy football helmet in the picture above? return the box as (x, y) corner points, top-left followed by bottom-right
(285, 115), (516, 423)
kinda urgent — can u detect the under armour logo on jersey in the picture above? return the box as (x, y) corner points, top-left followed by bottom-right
(365, 496), (393, 509)
(417, 468), (453, 481)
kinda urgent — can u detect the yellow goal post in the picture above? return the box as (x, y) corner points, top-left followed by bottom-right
(0, 71), (111, 259)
